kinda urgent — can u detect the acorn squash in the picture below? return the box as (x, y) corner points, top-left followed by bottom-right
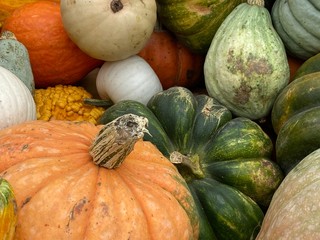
(99, 86), (284, 240)
(204, 0), (289, 120)
(156, 0), (246, 53)
(272, 72), (320, 174)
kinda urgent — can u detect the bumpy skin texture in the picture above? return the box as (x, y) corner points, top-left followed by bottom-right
(204, 2), (289, 120)
(34, 85), (105, 125)
(0, 120), (199, 240)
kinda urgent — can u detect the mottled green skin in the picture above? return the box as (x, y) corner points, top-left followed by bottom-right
(99, 86), (284, 240)
(156, 0), (246, 53)
(272, 72), (320, 134)
(276, 106), (320, 174)
(0, 31), (34, 94)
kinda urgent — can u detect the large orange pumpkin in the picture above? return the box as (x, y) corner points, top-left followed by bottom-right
(0, 115), (199, 239)
(138, 27), (205, 90)
(1, 1), (103, 88)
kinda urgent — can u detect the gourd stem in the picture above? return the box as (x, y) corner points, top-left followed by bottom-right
(0, 31), (17, 41)
(170, 151), (205, 180)
(110, 0), (123, 13)
(84, 98), (113, 107)
(247, 0), (264, 7)
(89, 114), (149, 169)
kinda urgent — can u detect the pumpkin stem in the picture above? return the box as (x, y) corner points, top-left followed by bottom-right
(170, 151), (205, 180)
(90, 114), (149, 169)
(110, 0), (123, 13)
(247, 0), (264, 7)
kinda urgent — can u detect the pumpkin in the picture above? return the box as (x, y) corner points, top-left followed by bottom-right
(0, 66), (36, 130)
(293, 52), (320, 80)
(272, 72), (320, 174)
(0, 178), (17, 240)
(204, 0), (290, 120)
(1, 1), (103, 88)
(98, 86), (284, 240)
(34, 84), (107, 125)
(138, 23), (205, 89)
(271, 0), (320, 60)
(0, 0), (59, 29)
(96, 55), (163, 105)
(156, 0), (246, 53)
(0, 114), (199, 239)
(0, 30), (34, 94)
(60, 0), (157, 61)
(256, 148), (320, 239)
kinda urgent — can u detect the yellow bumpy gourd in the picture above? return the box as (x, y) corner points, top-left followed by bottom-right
(34, 85), (105, 125)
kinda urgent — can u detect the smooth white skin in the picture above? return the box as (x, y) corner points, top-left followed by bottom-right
(96, 55), (163, 105)
(0, 66), (36, 130)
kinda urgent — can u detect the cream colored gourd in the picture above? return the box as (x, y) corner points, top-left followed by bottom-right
(204, 0), (289, 120)
(60, 0), (157, 61)
(256, 147), (320, 239)
(96, 55), (163, 105)
(0, 66), (36, 130)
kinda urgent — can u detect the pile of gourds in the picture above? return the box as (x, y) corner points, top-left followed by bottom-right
(0, 0), (320, 239)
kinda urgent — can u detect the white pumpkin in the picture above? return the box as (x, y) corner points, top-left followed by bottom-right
(0, 66), (36, 129)
(96, 55), (163, 105)
(60, 0), (157, 61)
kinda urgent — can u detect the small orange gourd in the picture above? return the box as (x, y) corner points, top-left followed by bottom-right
(0, 114), (199, 239)
(1, 1), (103, 88)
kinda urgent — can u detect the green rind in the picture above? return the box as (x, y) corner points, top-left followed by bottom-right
(99, 100), (175, 157)
(276, 106), (320, 174)
(271, 72), (320, 134)
(293, 52), (320, 79)
(190, 178), (264, 240)
(202, 117), (273, 164)
(206, 158), (284, 207)
(156, 0), (246, 53)
(147, 87), (197, 154)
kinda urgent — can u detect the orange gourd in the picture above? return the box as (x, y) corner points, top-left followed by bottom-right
(1, 1), (103, 88)
(0, 0), (59, 29)
(138, 28), (205, 90)
(0, 115), (199, 239)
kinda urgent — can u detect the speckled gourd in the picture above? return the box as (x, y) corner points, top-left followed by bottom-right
(204, 0), (289, 120)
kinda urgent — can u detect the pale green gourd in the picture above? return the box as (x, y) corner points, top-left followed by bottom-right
(0, 31), (35, 94)
(204, 0), (289, 120)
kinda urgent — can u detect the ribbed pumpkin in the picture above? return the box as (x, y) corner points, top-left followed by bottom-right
(0, 178), (17, 240)
(1, 1), (103, 88)
(0, 115), (199, 239)
(99, 86), (284, 240)
(271, 0), (320, 60)
(204, 0), (289, 120)
(256, 148), (320, 239)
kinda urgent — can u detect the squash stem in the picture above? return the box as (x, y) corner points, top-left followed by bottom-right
(247, 0), (264, 7)
(89, 114), (149, 169)
(170, 151), (205, 180)
(84, 98), (113, 107)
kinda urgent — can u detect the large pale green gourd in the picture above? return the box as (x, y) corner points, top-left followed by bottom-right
(0, 31), (34, 94)
(256, 148), (320, 239)
(204, 0), (289, 120)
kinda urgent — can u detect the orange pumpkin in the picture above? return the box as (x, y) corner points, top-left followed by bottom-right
(1, 1), (103, 88)
(0, 115), (199, 239)
(0, 0), (59, 29)
(138, 28), (205, 90)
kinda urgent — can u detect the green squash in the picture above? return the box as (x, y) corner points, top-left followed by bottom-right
(99, 86), (284, 240)
(271, 0), (320, 60)
(156, 0), (246, 53)
(0, 31), (34, 94)
(272, 72), (320, 174)
(204, 0), (289, 120)
(256, 148), (320, 239)
(0, 178), (17, 240)
(293, 52), (320, 80)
